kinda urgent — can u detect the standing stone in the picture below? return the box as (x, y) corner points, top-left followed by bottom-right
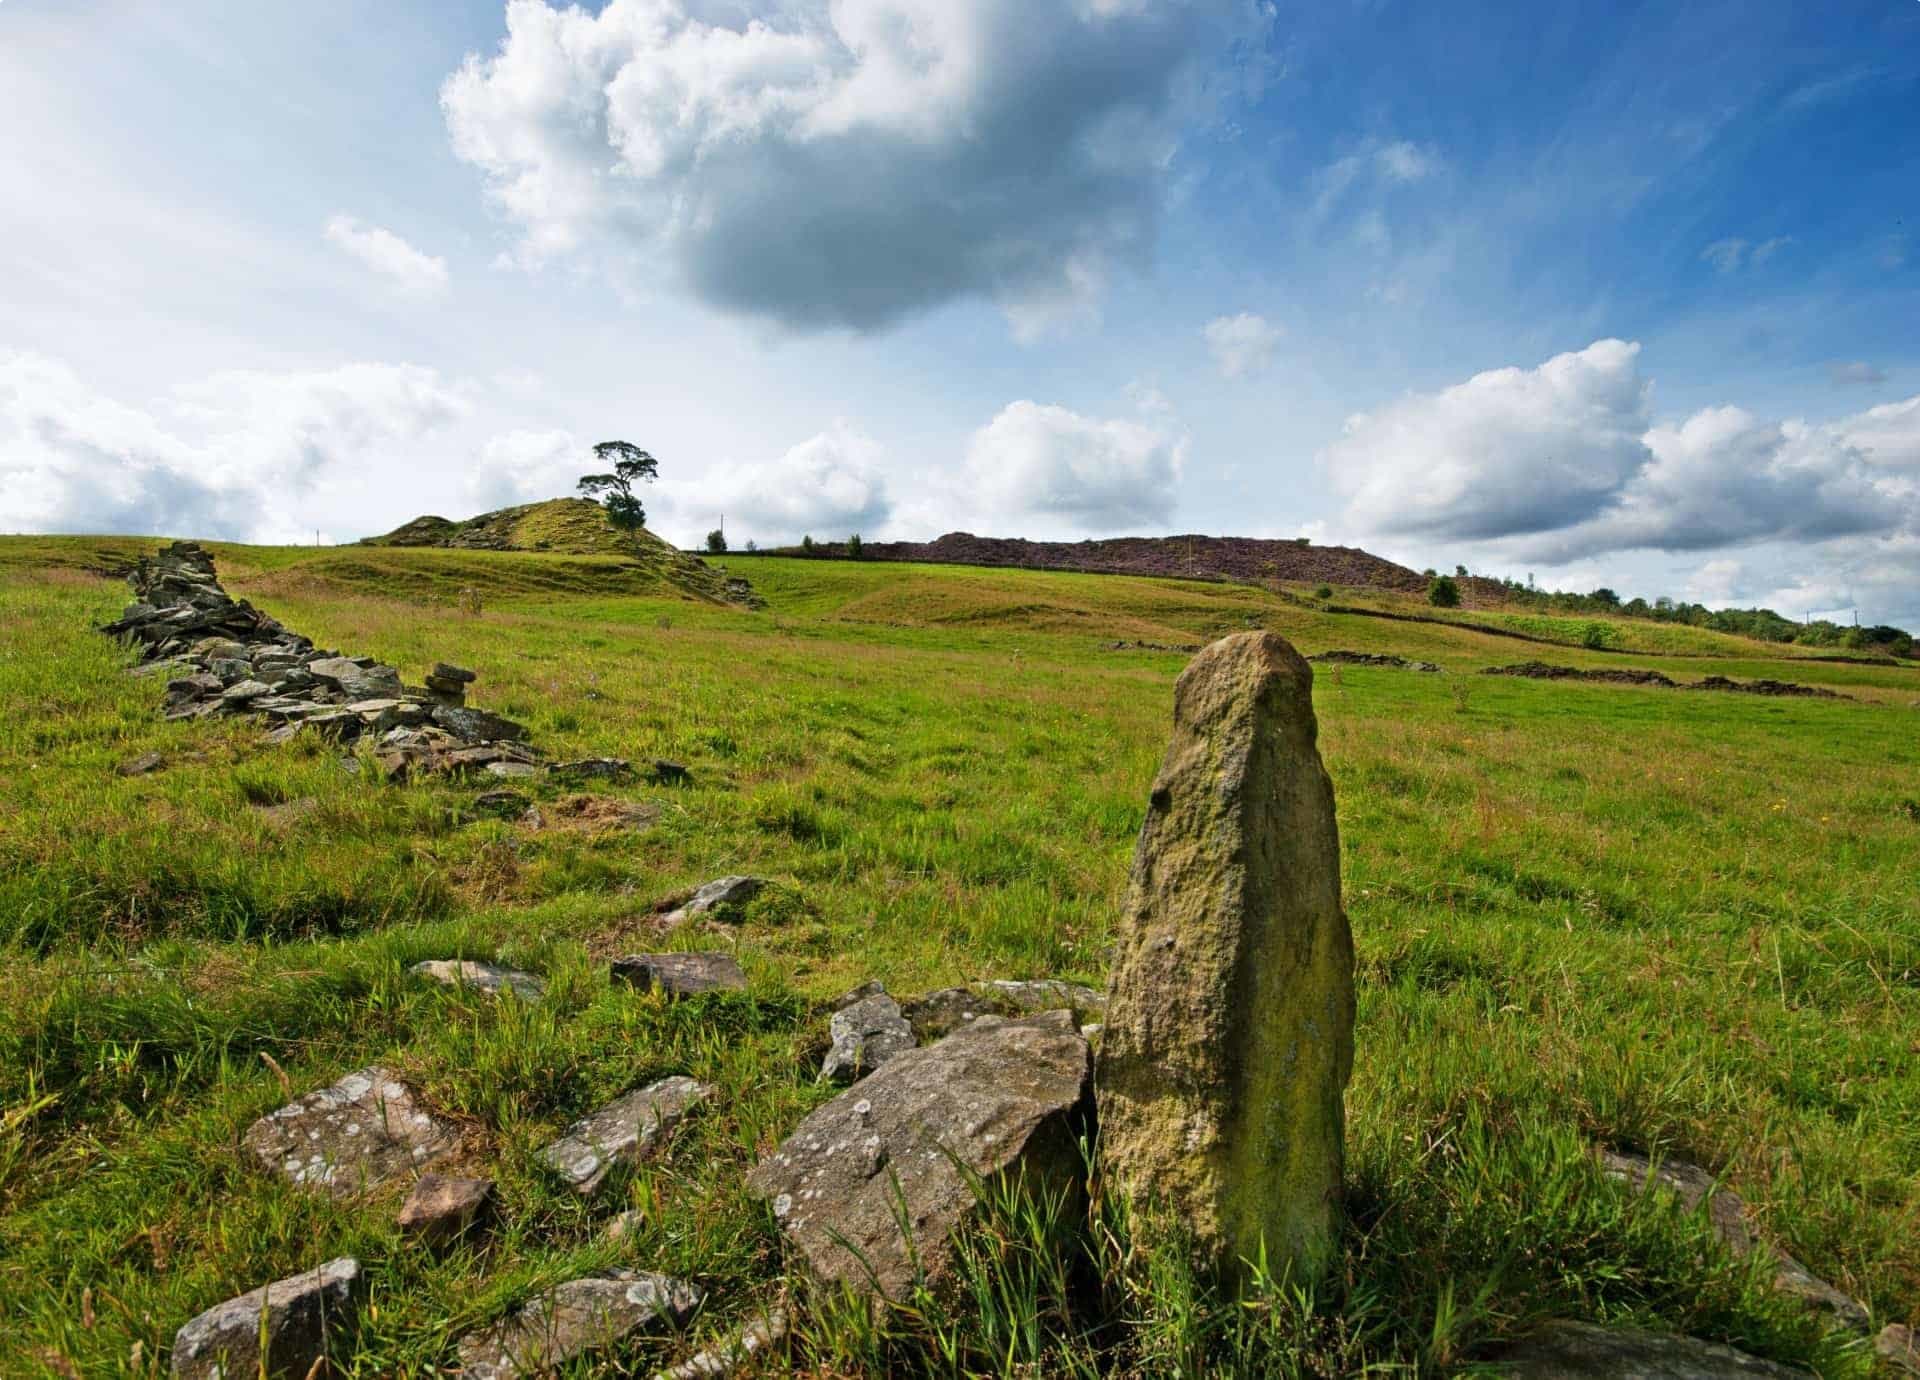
(1097, 631), (1355, 1286)
(170, 1258), (360, 1379)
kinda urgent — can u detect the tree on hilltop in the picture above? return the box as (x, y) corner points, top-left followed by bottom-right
(578, 441), (658, 531)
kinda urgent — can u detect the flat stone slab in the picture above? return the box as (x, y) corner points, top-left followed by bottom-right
(746, 1010), (1091, 1300)
(456, 1270), (703, 1380)
(659, 876), (767, 928)
(613, 953), (747, 998)
(540, 1076), (710, 1195)
(551, 757), (634, 782)
(1598, 1149), (1869, 1331)
(307, 657), (403, 700)
(1491, 1320), (1812, 1377)
(170, 1257), (360, 1380)
(982, 978), (1106, 1019)
(242, 1066), (458, 1197)
(820, 991), (915, 1083)
(411, 958), (546, 1001)
(396, 1173), (494, 1248)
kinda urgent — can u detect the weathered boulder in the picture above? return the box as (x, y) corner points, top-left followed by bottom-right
(551, 757), (634, 783)
(613, 953), (747, 998)
(456, 1270), (703, 1380)
(1097, 631), (1355, 1286)
(820, 989), (916, 1083)
(395, 1173), (494, 1248)
(899, 986), (1001, 1042)
(540, 1076), (709, 1195)
(242, 1066), (458, 1197)
(432, 704), (530, 743)
(170, 1257), (360, 1379)
(658, 876), (767, 928)
(746, 1010), (1092, 1301)
(1597, 1149), (1869, 1331)
(117, 751), (167, 777)
(1490, 1321), (1811, 1377)
(411, 958), (546, 1001)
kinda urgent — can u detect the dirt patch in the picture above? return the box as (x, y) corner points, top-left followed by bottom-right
(522, 794), (659, 835)
(1484, 662), (1846, 699)
(1310, 650), (1441, 672)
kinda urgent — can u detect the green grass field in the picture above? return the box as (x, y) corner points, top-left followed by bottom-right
(1, 538), (1915, 1376)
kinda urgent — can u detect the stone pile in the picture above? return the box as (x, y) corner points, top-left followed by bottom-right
(101, 541), (537, 775)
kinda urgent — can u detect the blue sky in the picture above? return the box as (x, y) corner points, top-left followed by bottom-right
(3, 0), (1917, 623)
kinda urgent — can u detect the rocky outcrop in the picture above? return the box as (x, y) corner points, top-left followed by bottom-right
(100, 541), (538, 774)
(540, 1076), (710, 1196)
(455, 1270), (703, 1379)
(170, 1258), (360, 1379)
(242, 1066), (458, 1197)
(657, 876), (768, 929)
(1489, 1320), (1811, 1377)
(1098, 631), (1355, 1286)
(1484, 661), (1847, 698)
(746, 1010), (1092, 1302)
(1309, 649), (1441, 672)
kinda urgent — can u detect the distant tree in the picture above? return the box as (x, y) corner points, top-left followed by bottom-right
(705, 528), (727, 554)
(846, 533), (863, 559)
(801, 534), (815, 553)
(577, 441), (658, 531)
(744, 539), (758, 553)
(1588, 586), (1620, 607)
(1428, 574), (1461, 608)
(1294, 536), (1311, 547)
(1455, 564), (1468, 578)
(1422, 568), (1438, 579)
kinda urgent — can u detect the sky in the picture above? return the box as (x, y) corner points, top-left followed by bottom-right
(3, 0), (1917, 625)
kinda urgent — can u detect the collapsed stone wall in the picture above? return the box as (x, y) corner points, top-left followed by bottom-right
(100, 541), (538, 778)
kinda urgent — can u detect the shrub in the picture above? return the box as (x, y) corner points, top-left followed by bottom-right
(1427, 575), (1461, 608)
(705, 529), (727, 553)
(1314, 584), (1333, 601)
(1581, 622), (1613, 650)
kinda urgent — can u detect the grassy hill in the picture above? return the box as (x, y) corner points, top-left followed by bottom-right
(1, 538), (1916, 1375)
(362, 497), (758, 606)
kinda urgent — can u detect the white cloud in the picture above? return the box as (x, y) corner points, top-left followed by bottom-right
(1204, 312), (1281, 380)
(441, 0), (1262, 334)
(0, 351), (467, 543)
(470, 428), (578, 511)
(323, 216), (450, 298)
(1375, 139), (1438, 182)
(1320, 338), (1920, 623)
(1829, 361), (1889, 387)
(661, 424), (892, 545)
(1324, 338), (1654, 543)
(964, 400), (1185, 532)
(1700, 234), (1790, 274)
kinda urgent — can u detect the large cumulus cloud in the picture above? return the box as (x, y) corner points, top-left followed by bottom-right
(441, 0), (1261, 334)
(964, 400), (1185, 531)
(659, 424), (893, 544)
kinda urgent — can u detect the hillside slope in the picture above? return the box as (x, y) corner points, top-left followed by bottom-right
(365, 498), (758, 606)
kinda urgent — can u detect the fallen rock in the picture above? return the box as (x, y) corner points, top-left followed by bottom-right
(433, 704), (530, 744)
(746, 1011), (1092, 1301)
(551, 757), (634, 783)
(431, 662), (477, 685)
(1597, 1149), (1869, 1331)
(170, 1257), (360, 1380)
(1489, 1320), (1811, 1378)
(659, 876), (767, 928)
(308, 657), (404, 700)
(1098, 631), (1355, 1286)
(652, 759), (692, 784)
(540, 1076), (710, 1195)
(898, 986), (1000, 1042)
(656, 1307), (789, 1380)
(117, 750), (166, 777)
(983, 978), (1106, 1020)
(242, 1066), (458, 1197)
(411, 958), (546, 1001)
(473, 789), (531, 816)
(485, 760), (540, 779)
(396, 1173), (494, 1248)
(456, 1271), (703, 1380)
(820, 990), (915, 1083)
(613, 953), (747, 998)
(1878, 1325), (1919, 1375)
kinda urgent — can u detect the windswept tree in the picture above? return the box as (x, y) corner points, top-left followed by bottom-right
(578, 441), (658, 531)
